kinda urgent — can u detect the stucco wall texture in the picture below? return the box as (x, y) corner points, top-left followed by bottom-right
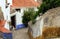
(28, 7), (60, 39)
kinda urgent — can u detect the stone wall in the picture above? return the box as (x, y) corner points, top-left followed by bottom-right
(28, 7), (60, 39)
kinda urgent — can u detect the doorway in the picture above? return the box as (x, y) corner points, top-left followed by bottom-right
(11, 15), (16, 28)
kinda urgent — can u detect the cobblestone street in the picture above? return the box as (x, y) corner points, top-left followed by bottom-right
(12, 28), (30, 39)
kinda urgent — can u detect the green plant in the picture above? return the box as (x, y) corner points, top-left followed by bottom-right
(38, 0), (60, 15)
(22, 8), (37, 26)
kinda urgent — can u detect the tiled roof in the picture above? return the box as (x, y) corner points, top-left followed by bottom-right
(11, 0), (39, 8)
(0, 20), (11, 33)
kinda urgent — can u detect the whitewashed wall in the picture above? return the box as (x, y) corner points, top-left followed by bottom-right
(4, 5), (11, 30)
(0, 0), (11, 21)
(16, 12), (23, 25)
(0, 0), (6, 20)
(0, 0), (11, 30)
(7, 0), (12, 5)
(15, 8), (24, 26)
(34, 7), (38, 11)
(4, 21), (10, 30)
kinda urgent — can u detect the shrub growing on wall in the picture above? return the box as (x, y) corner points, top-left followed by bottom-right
(37, 0), (60, 15)
(22, 8), (37, 27)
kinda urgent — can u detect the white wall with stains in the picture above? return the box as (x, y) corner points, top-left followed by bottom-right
(0, 0), (12, 30)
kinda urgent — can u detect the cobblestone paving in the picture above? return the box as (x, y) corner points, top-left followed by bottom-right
(12, 28), (30, 39)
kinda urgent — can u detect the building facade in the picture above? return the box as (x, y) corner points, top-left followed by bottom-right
(0, 0), (39, 30)
(0, 0), (12, 30)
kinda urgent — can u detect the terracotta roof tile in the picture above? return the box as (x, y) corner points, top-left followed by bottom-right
(11, 0), (39, 8)
(0, 27), (11, 33)
(0, 20), (6, 27)
(0, 20), (11, 33)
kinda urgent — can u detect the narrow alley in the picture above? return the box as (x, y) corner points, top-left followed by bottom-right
(12, 28), (30, 39)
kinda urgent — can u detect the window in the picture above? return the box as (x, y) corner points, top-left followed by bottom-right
(15, 9), (21, 12)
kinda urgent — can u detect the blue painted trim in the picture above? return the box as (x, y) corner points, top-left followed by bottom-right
(3, 33), (12, 39)
(16, 24), (25, 30)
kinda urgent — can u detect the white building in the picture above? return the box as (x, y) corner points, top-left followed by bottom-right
(0, 0), (39, 30)
(0, 0), (12, 30)
(10, 0), (39, 29)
